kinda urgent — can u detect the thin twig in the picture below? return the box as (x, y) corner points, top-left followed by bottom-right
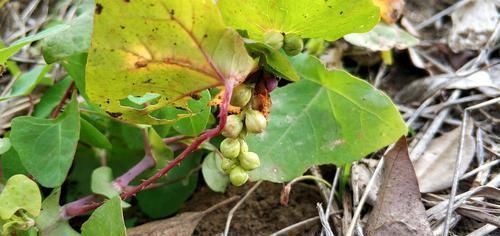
(415, 0), (472, 30)
(443, 97), (500, 235)
(270, 211), (341, 236)
(223, 180), (263, 236)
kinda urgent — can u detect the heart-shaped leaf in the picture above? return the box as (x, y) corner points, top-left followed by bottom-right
(81, 197), (126, 236)
(247, 54), (407, 182)
(86, 0), (254, 125)
(36, 188), (79, 236)
(0, 175), (41, 220)
(218, 0), (380, 41)
(10, 97), (80, 187)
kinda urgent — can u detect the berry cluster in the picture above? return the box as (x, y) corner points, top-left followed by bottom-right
(263, 31), (304, 56)
(220, 84), (268, 186)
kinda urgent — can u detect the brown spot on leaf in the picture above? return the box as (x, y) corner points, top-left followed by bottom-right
(95, 3), (103, 14)
(190, 93), (202, 100)
(135, 60), (148, 68)
(123, 0), (130, 2)
(106, 111), (123, 118)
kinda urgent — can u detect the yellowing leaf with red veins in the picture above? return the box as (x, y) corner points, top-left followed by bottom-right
(86, 0), (254, 125)
(372, 0), (405, 24)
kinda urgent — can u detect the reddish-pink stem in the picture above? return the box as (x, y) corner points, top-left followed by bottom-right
(61, 80), (235, 218)
(61, 195), (100, 219)
(113, 154), (156, 190)
(121, 80), (234, 199)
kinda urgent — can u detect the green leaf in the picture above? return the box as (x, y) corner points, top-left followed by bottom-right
(90, 166), (119, 199)
(1, 149), (29, 180)
(0, 138), (11, 155)
(0, 65), (53, 101)
(344, 23), (420, 51)
(10, 97), (81, 187)
(0, 24), (70, 64)
(33, 77), (72, 118)
(173, 90), (212, 136)
(80, 116), (112, 149)
(247, 54), (407, 182)
(136, 152), (200, 218)
(245, 42), (300, 81)
(62, 53), (88, 99)
(65, 146), (101, 202)
(36, 188), (79, 236)
(202, 152), (229, 193)
(218, 0), (380, 41)
(86, 0), (254, 125)
(41, 9), (93, 63)
(0, 175), (41, 220)
(81, 197), (126, 236)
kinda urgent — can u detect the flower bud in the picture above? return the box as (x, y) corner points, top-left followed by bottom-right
(229, 166), (249, 186)
(239, 139), (249, 153)
(239, 151), (261, 170)
(220, 138), (240, 159)
(221, 115), (243, 138)
(283, 33), (304, 56)
(221, 158), (237, 174)
(230, 84), (252, 107)
(263, 31), (284, 50)
(245, 110), (267, 133)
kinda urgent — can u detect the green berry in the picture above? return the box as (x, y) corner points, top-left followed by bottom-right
(222, 115), (243, 138)
(239, 151), (261, 170)
(220, 138), (241, 159)
(230, 84), (252, 107)
(229, 167), (249, 186)
(221, 158), (237, 173)
(264, 31), (284, 50)
(245, 110), (267, 133)
(283, 33), (304, 56)
(239, 139), (249, 153)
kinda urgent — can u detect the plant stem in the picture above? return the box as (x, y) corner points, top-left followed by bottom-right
(61, 80), (235, 218)
(50, 81), (75, 118)
(121, 80), (234, 199)
(60, 195), (100, 219)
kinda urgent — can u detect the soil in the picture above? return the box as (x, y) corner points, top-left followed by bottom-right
(182, 181), (324, 235)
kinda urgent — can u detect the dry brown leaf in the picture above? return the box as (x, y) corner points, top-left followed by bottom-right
(372, 0), (405, 24)
(448, 0), (498, 52)
(414, 125), (475, 193)
(367, 137), (432, 236)
(127, 196), (238, 236)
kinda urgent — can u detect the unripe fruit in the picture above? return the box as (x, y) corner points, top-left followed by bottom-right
(230, 84), (252, 107)
(264, 31), (284, 50)
(229, 166), (249, 186)
(222, 115), (243, 138)
(221, 158), (237, 173)
(239, 151), (261, 170)
(245, 110), (267, 133)
(283, 33), (304, 56)
(239, 139), (249, 153)
(220, 138), (241, 159)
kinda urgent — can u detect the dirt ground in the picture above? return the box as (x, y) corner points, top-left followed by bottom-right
(183, 181), (324, 235)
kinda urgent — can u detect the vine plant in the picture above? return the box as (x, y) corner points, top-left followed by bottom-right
(0, 0), (407, 234)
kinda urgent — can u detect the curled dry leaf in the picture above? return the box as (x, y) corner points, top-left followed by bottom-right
(372, 0), (405, 24)
(367, 137), (432, 236)
(448, 0), (498, 52)
(395, 71), (499, 104)
(351, 162), (379, 206)
(414, 123), (475, 193)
